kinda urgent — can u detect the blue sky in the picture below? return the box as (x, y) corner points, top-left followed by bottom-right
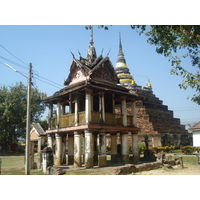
(0, 25), (199, 126)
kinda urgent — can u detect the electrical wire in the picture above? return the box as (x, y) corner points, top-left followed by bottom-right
(0, 44), (28, 67)
(0, 55), (28, 70)
(32, 70), (63, 88)
(33, 77), (62, 89)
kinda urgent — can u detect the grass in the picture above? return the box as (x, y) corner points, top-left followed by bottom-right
(0, 151), (199, 175)
(0, 154), (44, 175)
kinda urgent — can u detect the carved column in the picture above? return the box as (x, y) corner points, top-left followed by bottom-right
(111, 133), (118, 163)
(121, 132), (129, 164)
(98, 131), (107, 167)
(84, 130), (93, 168)
(62, 103), (66, 115)
(85, 90), (92, 124)
(99, 92), (105, 123)
(74, 132), (82, 167)
(48, 103), (53, 129)
(132, 133), (139, 163)
(55, 133), (62, 165)
(68, 134), (74, 165)
(93, 133), (98, 165)
(121, 97), (127, 127)
(47, 134), (53, 148)
(75, 94), (79, 126)
(56, 102), (61, 128)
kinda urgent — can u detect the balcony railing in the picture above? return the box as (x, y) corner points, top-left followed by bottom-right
(50, 112), (134, 129)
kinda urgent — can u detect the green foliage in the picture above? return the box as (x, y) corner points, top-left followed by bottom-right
(138, 143), (145, 155)
(149, 146), (175, 153)
(180, 146), (200, 154)
(0, 82), (47, 151)
(131, 25), (200, 104)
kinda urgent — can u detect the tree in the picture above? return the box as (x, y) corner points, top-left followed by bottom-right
(86, 25), (200, 104)
(0, 82), (47, 151)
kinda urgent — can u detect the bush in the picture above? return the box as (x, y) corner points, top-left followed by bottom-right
(149, 146), (175, 153)
(138, 143), (145, 155)
(180, 146), (196, 155)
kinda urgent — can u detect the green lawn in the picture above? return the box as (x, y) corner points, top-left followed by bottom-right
(0, 151), (199, 175)
(0, 154), (44, 175)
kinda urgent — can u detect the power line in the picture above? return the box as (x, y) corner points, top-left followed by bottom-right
(33, 77), (62, 89)
(0, 55), (28, 70)
(32, 69), (63, 89)
(0, 44), (28, 67)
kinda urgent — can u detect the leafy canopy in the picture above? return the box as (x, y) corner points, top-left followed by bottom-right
(0, 82), (47, 151)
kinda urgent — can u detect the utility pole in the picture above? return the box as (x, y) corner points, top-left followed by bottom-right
(25, 63), (32, 175)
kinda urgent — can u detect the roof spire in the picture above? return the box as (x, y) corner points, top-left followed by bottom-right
(90, 26), (94, 45)
(117, 32), (126, 64)
(115, 33), (133, 86)
(119, 32), (124, 56)
(86, 26), (97, 61)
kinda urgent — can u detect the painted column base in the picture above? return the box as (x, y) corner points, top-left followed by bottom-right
(122, 155), (129, 164)
(54, 159), (61, 166)
(85, 158), (94, 168)
(111, 154), (118, 163)
(74, 157), (82, 167)
(68, 155), (74, 165)
(98, 156), (107, 167)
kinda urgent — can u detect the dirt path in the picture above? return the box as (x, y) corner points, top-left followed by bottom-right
(133, 163), (200, 175)
(60, 162), (200, 175)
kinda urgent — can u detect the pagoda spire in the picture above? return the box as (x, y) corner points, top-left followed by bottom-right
(117, 33), (126, 64)
(115, 33), (134, 86)
(86, 26), (97, 61)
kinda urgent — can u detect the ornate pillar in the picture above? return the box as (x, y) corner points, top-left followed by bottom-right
(68, 134), (74, 165)
(69, 94), (72, 114)
(56, 102), (61, 128)
(85, 90), (92, 124)
(121, 132), (129, 164)
(84, 130), (93, 168)
(111, 133), (118, 163)
(48, 103), (53, 129)
(62, 135), (66, 165)
(75, 94), (78, 126)
(55, 133), (62, 165)
(47, 134), (53, 148)
(62, 103), (66, 115)
(82, 134), (85, 164)
(121, 97), (127, 127)
(132, 133), (139, 163)
(93, 133), (98, 165)
(99, 92), (105, 124)
(74, 132), (82, 167)
(98, 131), (107, 167)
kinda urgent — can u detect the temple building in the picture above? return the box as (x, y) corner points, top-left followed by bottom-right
(42, 29), (140, 168)
(41, 29), (191, 168)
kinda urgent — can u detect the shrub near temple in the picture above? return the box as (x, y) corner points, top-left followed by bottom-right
(180, 146), (199, 155)
(149, 146), (175, 153)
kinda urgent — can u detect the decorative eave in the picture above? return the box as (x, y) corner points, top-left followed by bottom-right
(42, 77), (142, 104)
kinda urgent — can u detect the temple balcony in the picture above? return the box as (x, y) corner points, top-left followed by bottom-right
(49, 111), (134, 129)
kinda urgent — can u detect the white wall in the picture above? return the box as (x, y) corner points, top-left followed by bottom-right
(193, 131), (200, 147)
